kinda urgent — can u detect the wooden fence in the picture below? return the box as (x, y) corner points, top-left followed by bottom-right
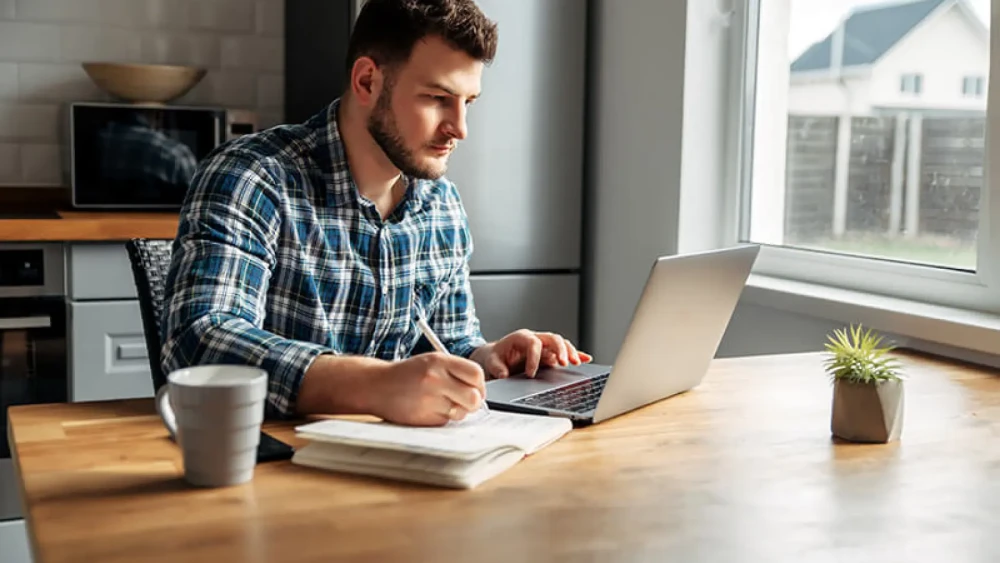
(783, 114), (984, 242)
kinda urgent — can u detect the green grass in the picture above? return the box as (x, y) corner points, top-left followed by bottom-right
(789, 234), (977, 270)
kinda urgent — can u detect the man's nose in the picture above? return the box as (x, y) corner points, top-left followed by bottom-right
(447, 105), (468, 140)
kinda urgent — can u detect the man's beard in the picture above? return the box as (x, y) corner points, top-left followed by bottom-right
(367, 86), (449, 180)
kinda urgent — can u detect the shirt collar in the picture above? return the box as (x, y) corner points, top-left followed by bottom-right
(322, 98), (430, 221)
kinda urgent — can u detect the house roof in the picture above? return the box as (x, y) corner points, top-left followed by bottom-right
(790, 0), (950, 72)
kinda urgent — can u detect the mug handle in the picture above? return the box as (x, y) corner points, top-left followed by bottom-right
(155, 384), (178, 439)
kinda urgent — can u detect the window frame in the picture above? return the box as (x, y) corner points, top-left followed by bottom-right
(964, 75), (986, 96)
(900, 73), (923, 94)
(727, 0), (1000, 315)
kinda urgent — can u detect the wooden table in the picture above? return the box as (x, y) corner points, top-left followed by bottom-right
(9, 351), (1000, 562)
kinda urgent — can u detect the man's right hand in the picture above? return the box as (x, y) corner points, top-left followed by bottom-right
(368, 352), (486, 426)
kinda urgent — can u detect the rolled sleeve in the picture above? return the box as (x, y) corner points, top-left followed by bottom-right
(160, 150), (336, 418)
(429, 214), (487, 359)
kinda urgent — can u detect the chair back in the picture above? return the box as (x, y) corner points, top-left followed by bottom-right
(124, 238), (173, 393)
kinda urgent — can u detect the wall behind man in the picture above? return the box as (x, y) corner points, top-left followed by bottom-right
(583, 0), (845, 361)
(0, 0), (285, 187)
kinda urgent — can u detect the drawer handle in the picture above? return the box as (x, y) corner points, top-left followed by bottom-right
(115, 342), (149, 361)
(0, 316), (51, 330)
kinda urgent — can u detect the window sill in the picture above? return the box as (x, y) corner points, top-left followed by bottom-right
(743, 274), (1000, 362)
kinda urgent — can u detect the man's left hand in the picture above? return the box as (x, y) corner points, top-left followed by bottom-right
(471, 329), (593, 379)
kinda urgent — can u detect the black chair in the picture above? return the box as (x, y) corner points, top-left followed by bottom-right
(124, 238), (174, 394)
(125, 237), (295, 461)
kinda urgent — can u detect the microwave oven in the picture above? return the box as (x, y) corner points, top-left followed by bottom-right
(66, 102), (258, 210)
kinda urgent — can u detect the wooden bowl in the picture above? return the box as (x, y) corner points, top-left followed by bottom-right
(82, 62), (207, 104)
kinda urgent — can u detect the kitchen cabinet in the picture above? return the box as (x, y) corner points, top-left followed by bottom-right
(65, 243), (153, 402)
(68, 300), (152, 402)
(66, 243), (138, 300)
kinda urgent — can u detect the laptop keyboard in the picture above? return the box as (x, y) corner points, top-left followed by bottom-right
(510, 373), (610, 413)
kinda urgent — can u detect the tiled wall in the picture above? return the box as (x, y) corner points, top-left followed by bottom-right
(0, 0), (284, 187)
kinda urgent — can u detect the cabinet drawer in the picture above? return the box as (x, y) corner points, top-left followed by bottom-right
(69, 300), (154, 402)
(67, 243), (137, 300)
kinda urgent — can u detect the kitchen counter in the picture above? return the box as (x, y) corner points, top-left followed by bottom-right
(0, 210), (180, 242)
(0, 187), (179, 242)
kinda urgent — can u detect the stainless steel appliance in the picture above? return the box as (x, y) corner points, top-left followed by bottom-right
(0, 244), (67, 523)
(443, 0), (587, 345)
(66, 102), (258, 210)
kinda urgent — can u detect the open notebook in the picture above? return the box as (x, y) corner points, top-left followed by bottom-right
(291, 409), (573, 489)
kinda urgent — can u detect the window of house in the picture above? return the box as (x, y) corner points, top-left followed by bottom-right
(963, 75), (986, 97)
(732, 0), (997, 313)
(900, 73), (923, 94)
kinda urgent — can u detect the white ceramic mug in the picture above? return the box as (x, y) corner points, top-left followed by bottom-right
(155, 365), (268, 487)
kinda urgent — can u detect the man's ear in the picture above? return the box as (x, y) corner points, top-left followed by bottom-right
(350, 56), (384, 108)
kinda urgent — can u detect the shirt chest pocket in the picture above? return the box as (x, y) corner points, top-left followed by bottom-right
(412, 264), (455, 317)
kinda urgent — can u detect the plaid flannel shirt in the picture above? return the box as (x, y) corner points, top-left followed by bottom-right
(160, 98), (487, 418)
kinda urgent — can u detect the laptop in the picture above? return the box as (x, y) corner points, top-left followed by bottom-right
(485, 244), (760, 426)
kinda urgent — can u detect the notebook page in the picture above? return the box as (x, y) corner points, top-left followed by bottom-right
(295, 411), (572, 459)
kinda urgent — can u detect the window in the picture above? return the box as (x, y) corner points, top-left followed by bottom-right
(732, 0), (1000, 313)
(964, 75), (986, 97)
(900, 73), (923, 94)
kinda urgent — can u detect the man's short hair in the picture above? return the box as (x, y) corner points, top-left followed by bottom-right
(347, 0), (499, 74)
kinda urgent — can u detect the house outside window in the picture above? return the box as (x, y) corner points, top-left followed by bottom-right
(734, 0), (995, 314)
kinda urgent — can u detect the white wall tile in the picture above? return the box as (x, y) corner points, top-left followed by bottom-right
(18, 63), (106, 102)
(256, 0), (283, 36)
(0, 64), (17, 100)
(21, 143), (61, 184)
(0, 0), (284, 187)
(0, 143), (19, 183)
(141, 34), (221, 68)
(257, 110), (283, 130)
(17, 0), (144, 27)
(221, 36), (282, 72)
(190, 1), (254, 32)
(0, 23), (61, 62)
(14, 104), (59, 141)
(59, 27), (143, 64)
(0, 103), (16, 139)
(257, 74), (282, 109)
(0, 105), (60, 142)
(179, 71), (256, 108)
(144, 0), (190, 29)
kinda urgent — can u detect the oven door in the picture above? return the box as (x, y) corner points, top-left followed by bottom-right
(0, 296), (67, 523)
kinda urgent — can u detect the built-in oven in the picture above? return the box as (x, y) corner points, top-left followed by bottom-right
(0, 244), (66, 523)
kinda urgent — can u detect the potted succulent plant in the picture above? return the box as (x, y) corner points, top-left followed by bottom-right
(823, 324), (905, 443)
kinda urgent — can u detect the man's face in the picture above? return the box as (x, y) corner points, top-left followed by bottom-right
(367, 35), (483, 180)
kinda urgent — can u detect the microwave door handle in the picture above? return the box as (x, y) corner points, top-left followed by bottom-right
(0, 316), (51, 330)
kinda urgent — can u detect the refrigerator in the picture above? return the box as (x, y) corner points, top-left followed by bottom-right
(444, 0), (587, 344)
(287, 0), (587, 345)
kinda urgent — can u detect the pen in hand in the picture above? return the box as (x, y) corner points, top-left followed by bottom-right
(415, 311), (489, 413)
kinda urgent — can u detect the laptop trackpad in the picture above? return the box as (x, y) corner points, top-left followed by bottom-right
(486, 364), (610, 403)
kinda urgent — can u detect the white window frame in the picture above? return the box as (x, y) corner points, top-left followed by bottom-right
(901, 73), (923, 94)
(964, 75), (986, 96)
(725, 0), (1000, 316)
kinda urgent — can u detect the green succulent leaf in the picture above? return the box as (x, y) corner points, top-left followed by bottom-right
(822, 324), (904, 384)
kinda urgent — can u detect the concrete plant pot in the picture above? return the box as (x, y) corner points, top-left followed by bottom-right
(831, 379), (904, 443)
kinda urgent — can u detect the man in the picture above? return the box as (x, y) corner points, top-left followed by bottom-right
(160, 0), (591, 427)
